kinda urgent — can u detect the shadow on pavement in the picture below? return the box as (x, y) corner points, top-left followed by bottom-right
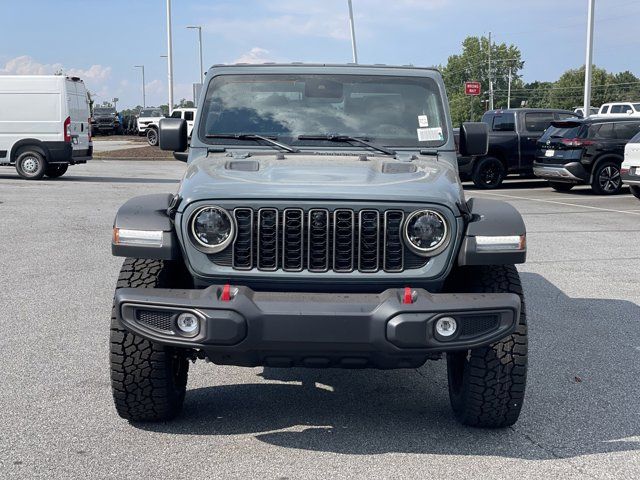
(135, 273), (640, 460)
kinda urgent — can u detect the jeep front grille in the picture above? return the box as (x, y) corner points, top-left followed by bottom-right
(226, 207), (416, 273)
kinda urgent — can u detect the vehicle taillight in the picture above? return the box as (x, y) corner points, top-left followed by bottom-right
(561, 138), (594, 147)
(63, 116), (71, 143)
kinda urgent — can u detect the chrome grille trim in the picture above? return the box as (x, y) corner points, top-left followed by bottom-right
(282, 208), (304, 272)
(307, 209), (330, 272)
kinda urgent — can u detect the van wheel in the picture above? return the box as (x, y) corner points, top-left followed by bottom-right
(16, 150), (47, 180)
(472, 157), (506, 189)
(591, 161), (622, 195)
(45, 164), (69, 178)
(631, 185), (640, 199)
(549, 182), (574, 192)
(147, 128), (159, 146)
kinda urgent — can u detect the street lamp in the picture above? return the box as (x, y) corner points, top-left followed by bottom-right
(186, 25), (204, 85)
(347, 0), (358, 64)
(583, 0), (596, 117)
(166, 0), (175, 115)
(134, 65), (146, 107)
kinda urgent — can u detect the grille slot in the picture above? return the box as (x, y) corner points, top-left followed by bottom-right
(333, 209), (355, 272)
(227, 207), (426, 273)
(136, 310), (174, 333)
(257, 208), (279, 271)
(282, 209), (304, 271)
(232, 208), (253, 270)
(383, 211), (405, 272)
(459, 315), (500, 338)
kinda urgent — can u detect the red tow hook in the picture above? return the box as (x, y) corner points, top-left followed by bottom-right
(220, 284), (232, 302)
(403, 287), (415, 305)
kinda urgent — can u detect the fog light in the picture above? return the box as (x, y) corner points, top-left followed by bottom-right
(176, 312), (199, 335)
(435, 316), (457, 338)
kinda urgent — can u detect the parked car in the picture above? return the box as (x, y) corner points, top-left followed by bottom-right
(91, 106), (121, 136)
(0, 75), (92, 179)
(622, 131), (640, 199)
(533, 118), (640, 194)
(458, 108), (578, 188)
(168, 107), (197, 137)
(574, 106), (598, 118)
(136, 107), (165, 146)
(110, 63), (530, 428)
(596, 102), (640, 118)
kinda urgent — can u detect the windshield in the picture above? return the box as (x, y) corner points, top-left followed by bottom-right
(94, 108), (115, 115)
(140, 109), (163, 117)
(199, 73), (448, 148)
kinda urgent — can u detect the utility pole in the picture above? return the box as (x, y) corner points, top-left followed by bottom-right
(134, 65), (146, 107)
(584, 0), (595, 116)
(166, 0), (175, 115)
(507, 68), (512, 109)
(347, 0), (358, 63)
(187, 25), (204, 85)
(488, 32), (494, 111)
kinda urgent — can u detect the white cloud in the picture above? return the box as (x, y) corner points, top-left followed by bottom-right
(0, 55), (111, 83)
(234, 47), (275, 64)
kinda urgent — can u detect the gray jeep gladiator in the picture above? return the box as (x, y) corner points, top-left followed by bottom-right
(110, 64), (528, 428)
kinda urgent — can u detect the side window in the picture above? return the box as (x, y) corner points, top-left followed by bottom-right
(622, 105), (633, 114)
(492, 113), (515, 131)
(601, 106), (610, 114)
(587, 124), (602, 138)
(594, 123), (615, 139)
(614, 122), (640, 141)
(184, 111), (194, 121)
(556, 113), (579, 121)
(171, 111), (182, 118)
(610, 105), (624, 114)
(524, 112), (554, 132)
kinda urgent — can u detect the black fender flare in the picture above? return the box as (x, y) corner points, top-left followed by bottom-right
(112, 194), (181, 261)
(458, 198), (526, 266)
(10, 139), (49, 163)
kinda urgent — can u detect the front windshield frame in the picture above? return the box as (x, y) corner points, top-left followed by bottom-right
(198, 73), (449, 150)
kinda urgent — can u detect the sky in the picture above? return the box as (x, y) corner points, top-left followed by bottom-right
(0, 0), (638, 109)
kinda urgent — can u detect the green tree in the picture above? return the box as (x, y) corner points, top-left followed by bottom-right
(442, 36), (524, 124)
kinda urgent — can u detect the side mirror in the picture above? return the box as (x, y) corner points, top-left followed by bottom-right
(459, 122), (489, 156)
(159, 118), (188, 154)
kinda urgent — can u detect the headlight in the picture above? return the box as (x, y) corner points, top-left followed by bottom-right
(403, 209), (449, 255)
(189, 206), (235, 253)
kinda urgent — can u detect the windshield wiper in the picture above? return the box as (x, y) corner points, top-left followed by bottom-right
(206, 134), (299, 153)
(297, 134), (396, 156)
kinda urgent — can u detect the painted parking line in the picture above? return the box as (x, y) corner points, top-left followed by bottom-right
(469, 191), (640, 216)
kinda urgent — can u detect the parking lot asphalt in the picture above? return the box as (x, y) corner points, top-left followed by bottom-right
(1, 160), (639, 480)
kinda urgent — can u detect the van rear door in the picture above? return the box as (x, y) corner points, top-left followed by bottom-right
(65, 78), (91, 157)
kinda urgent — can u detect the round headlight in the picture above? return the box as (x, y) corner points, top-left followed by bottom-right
(403, 210), (449, 255)
(190, 206), (234, 252)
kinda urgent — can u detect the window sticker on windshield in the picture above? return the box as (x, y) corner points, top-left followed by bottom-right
(418, 115), (429, 128)
(417, 127), (443, 142)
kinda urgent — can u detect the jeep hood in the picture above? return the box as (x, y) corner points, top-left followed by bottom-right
(178, 152), (463, 209)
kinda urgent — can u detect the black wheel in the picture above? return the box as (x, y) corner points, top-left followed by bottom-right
(444, 265), (527, 428)
(472, 157), (506, 189)
(146, 128), (159, 146)
(110, 258), (191, 422)
(630, 185), (640, 200)
(15, 149), (47, 180)
(45, 164), (68, 178)
(591, 160), (622, 195)
(549, 181), (574, 192)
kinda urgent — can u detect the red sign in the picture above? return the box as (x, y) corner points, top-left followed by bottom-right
(465, 81), (481, 96)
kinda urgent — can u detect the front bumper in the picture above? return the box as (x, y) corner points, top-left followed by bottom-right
(114, 285), (521, 369)
(622, 168), (640, 186)
(533, 161), (588, 183)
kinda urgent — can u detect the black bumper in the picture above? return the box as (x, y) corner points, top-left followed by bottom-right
(622, 170), (640, 186)
(114, 285), (521, 369)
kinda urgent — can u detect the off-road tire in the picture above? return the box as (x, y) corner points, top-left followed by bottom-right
(444, 265), (527, 428)
(472, 157), (506, 189)
(146, 127), (159, 146)
(549, 181), (574, 192)
(110, 258), (190, 422)
(45, 164), (68, 178)
(630, 185), (640, 199)
(591, 160), (622, 195)
(15, 149), (47, 180)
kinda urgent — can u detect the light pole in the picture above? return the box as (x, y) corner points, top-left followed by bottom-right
(166, 0), (175, 115)
(347, 0), (358, 63)
(134, 65), (146, 107)
(584, 0), (596, 116)
(186, 25), (204, 85)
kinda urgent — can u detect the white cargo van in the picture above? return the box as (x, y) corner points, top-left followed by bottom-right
(0, 75), (92, 179)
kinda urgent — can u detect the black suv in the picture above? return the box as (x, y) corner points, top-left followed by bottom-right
(533, 118), (640, 194)
(91, 107), (121, 136)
